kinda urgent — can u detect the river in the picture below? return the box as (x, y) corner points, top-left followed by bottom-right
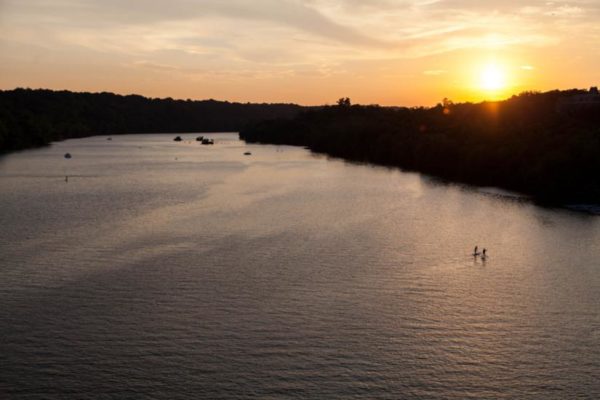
(1, 133), (599, 399)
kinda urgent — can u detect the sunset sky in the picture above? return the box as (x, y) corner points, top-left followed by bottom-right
(1, 0), (599, 106)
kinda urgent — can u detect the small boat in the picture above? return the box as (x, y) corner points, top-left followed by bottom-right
(173, 136), (182, 142)
(201, 138), (214, 145)
(196, 136), (204, 141)
(244, 151), (252, 155)
(64, 153), (72, 159)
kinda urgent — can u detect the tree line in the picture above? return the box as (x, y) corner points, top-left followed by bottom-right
(0, 88), (303, 153)
(240, 90), (600, 203)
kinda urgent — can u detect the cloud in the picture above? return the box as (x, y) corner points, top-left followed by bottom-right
(131, 60), (179, 72)
(2, 0), (391, 48)
(5, 0), (597, 59)
(2, 0), (600, 105)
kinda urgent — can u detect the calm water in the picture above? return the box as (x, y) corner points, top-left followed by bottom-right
(1, 133), (599, 399)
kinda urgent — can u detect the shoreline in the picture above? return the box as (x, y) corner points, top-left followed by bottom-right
(239, 92), (600, 206)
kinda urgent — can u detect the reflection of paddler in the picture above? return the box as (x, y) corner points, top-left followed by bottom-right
(64, 153), (72, 182)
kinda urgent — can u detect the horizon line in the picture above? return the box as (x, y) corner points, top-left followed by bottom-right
(2, 85), (595, 108)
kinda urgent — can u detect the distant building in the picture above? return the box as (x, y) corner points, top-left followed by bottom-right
(557, 86), (600, 114)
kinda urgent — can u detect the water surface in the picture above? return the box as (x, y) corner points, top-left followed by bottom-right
(1, 133), (599, 399)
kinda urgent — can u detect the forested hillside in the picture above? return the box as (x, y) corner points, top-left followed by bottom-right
(0, 88), (303, 152)
(241, 91), (600, 203)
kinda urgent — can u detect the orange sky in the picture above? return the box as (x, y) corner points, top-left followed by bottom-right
(1, 0), (599, 106)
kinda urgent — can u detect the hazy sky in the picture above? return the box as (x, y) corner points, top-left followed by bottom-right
(1, 0), (599, 105)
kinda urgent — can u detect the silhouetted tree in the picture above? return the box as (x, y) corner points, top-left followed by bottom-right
(337, 97), (352, 107)
(241, 90), (600, 203)
(0, 88), (305, 153)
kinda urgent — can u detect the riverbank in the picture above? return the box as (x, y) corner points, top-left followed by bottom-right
(240, 90), (600, 205)
(0, 88), (303, 154)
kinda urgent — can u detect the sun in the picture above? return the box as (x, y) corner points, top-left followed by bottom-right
(479, 63), (506, 91)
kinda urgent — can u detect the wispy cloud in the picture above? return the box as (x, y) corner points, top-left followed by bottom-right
(2, 0), (600, 104)
(3, 0), (391, 47)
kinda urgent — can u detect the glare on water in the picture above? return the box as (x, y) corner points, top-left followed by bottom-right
(1, 133), (599, 399)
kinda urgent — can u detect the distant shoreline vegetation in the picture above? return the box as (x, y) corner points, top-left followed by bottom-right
(0, 88), (303, 153)
(2, 87), (599, 204)
(240, 90), (600, 204)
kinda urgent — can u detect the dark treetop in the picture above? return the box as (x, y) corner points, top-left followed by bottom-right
(0, 88), (304, 153)
(240, 91), (600, 204)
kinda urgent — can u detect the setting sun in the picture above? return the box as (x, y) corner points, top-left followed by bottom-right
(480, 64), (506, 91)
